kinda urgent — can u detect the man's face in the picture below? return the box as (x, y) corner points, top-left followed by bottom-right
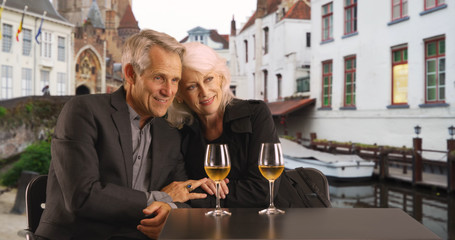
(126, 45), (182, 119)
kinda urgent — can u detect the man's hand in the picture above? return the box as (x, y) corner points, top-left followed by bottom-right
(161, 178), (208, 202)
(200, 178), (230, 199)
(137, 201), (171, 239)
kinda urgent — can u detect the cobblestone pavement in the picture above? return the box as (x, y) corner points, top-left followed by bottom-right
(0, 188), (26, 240)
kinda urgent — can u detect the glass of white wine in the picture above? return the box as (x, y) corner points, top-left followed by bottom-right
(204, 143), (231, 216)
(258, 142), (285, 214)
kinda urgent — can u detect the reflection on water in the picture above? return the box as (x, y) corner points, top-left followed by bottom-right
(329, 179), (453, 240)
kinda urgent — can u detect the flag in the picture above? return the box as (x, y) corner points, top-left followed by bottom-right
(0, 0), (7, 40)
(35, 11), (46, 44)
(16, 5), (27, 42)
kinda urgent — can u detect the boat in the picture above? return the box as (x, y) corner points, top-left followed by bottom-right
(280, 138), (375, 181)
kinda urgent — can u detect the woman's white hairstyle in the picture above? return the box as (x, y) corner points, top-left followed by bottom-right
(167, 42), (234, 128)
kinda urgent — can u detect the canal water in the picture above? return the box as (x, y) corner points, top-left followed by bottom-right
(329, 178), (453, 240)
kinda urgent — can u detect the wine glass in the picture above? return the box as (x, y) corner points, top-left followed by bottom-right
(204, 143), (231, 216)
(258, 142), (285, 214)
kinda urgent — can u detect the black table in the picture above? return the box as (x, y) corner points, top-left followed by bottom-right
(160, 208), (441, 239)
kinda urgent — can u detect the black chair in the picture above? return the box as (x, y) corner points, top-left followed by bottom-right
(23, 175), (47, 240)
(276, 167), (332, 208)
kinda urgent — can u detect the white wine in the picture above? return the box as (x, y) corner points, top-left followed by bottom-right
(259, 165), (284, 180)
(205, 166), (230, 181)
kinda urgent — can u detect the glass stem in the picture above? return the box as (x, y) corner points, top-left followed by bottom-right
(269, 180), (275, 209)
(215, 181), (221, 211)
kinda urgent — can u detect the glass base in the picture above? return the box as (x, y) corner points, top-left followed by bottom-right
(205, 209), (232, 216)
(258, 207), (285, 215)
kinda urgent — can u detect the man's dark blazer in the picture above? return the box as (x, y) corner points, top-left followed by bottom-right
(36, 87), (187, 240)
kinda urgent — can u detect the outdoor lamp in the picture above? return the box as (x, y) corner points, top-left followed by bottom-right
(414, 125), (421, 138)
(449, 125), (455, 139)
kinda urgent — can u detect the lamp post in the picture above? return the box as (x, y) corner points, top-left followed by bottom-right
(412, 125), (422, 184)
(414, 125), (421, 138)
(449, 125), (454, 139)
(448, 125), (455, 193)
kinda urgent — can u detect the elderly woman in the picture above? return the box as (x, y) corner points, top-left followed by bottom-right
(168, 42), (280, 208)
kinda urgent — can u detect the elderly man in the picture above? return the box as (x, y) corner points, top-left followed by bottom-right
(35, 29), (208, 240)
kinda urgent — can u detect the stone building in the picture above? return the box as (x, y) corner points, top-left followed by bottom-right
(0, 0), (73, 98)
(305, 0), (453, 151)
(230, 0), (311, 101)
(53, 0), (139, 94)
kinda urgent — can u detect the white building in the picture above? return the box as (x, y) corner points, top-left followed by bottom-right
(0, 0), (73, 99)
(299, 0), (454, 151)
(180, 26), (230, 68)
(231, 0), (311, 101)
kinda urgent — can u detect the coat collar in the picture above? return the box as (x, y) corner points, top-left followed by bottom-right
(188, 99), (253, 135)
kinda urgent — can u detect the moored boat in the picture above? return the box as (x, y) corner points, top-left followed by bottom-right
(280, 138), (375, 181)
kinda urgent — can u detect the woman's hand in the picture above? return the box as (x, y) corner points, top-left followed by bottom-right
(200, 178), (230, 199)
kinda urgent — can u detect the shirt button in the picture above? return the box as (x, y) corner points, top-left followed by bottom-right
(138, 155), (141, 160)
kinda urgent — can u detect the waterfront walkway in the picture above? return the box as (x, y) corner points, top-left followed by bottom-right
(374, 166), (447, 189)
(0, 188), (26, 240)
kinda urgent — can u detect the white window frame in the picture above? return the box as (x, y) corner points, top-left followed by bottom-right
(41, 32), (52, 58)
(22, 68), (33, 96)
(57, 72), (66, 95)
(2, 24), (13, 52)
(1, 65), (13, 99)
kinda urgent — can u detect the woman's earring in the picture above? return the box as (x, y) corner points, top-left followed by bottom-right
(177, 99), (183, 104)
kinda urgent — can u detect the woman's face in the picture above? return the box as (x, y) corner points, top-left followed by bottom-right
(178, 68), (223, 118)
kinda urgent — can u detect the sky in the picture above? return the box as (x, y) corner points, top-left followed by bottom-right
(131, 0), (257, 41)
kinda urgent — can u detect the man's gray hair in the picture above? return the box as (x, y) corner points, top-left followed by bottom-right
(121, 29), (185, 77)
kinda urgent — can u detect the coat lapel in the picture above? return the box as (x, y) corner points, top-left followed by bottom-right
(149, 118), (170, 190)
(110, 87), (134, 187)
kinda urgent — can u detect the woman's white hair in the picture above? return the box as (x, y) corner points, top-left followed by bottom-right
(167, 42), (234, 128)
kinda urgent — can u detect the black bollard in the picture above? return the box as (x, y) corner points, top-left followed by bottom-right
(10, 171), (39, 214)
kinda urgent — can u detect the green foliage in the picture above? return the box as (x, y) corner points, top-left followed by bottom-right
(0, 141), (51, 187)
(0, 106), (6, 117)
(0, 99), (65, 130)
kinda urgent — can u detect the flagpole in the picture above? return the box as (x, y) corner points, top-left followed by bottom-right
(35, 11), (46, 44)
(16, 5), (27, 42)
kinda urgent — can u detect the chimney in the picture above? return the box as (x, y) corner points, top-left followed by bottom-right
(231, 15), (236, 36)
(257, 0), (266, 18)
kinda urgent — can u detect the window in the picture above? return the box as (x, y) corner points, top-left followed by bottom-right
(344, 56), (356, 107)
(57, 73), (66, 95)
(22, 68), (33, 96)
(425, 37), (445, 103)
(262, 70), (269, 102)
(391, 47), (408, 105)
(306, 32), (311, 47)
(244, 40), (248, 63)
(230, 85), (237, 96)
(40, 70), (50, 92)
(425, 0), (445, 10)
(253, 34), (256, 59)
(23, 29), (32, 56)
(344, 0), (357, 35)
(297, 77), (310, 93)
(58, 36), (66, 61)
(322, 60), (333, 108)
(263, 27), (269, 55)
(41, 32), (52, 58)
(392, 0), (408, 20)
(277, 74), (282, 99)
(1, 65), (13, 99)
(2, 24), (12, 52)
(263, 70), (268, 102)
(322, 2), (333, 41)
